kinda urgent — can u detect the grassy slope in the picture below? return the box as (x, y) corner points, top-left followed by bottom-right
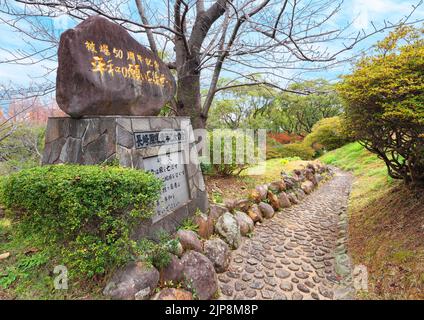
(321, 142), (424, 299)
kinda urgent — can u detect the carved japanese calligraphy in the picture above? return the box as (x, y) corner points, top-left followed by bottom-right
(134, 130), (187, 149)
(143, 152), (190, 222)
(56, 15), (176, 117)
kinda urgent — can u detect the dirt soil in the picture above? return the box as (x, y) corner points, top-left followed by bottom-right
(349, 184), (424, 299)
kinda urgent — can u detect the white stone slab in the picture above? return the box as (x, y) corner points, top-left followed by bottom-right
(143, 151), (190, 222)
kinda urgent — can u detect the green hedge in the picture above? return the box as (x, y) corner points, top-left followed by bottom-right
(303, 116), (351, 152)
(278, 142), (315, 160)
(0, 165), (162, 278)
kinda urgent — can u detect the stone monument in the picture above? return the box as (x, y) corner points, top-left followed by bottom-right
(43, 16), (208, 238)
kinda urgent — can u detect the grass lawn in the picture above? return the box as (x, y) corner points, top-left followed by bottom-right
(321, 142), (424, 299)
(0, 213), (105, 300)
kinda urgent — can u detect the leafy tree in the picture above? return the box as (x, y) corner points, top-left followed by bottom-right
(0, 123), (45, 174)
(207, 79), (343, 135)
(207, 84), (275, 130)
(275, 79), (344, 135)
(338, 26), (424, 185)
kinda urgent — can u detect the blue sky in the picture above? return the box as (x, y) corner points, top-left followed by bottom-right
(0, 0), (423, 99)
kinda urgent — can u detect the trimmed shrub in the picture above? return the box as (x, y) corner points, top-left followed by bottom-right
(278, 142), (315, 160)
(303, 116), (351, 152)
(0, 164), (162, 278)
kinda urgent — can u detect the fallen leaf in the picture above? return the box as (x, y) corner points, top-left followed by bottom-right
(0, 252), (10, 260)
(24, 247), (39, 255)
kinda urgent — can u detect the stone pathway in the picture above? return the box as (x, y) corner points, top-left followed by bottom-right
(217, 169), (354, 300)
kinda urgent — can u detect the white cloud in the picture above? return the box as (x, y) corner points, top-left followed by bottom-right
(351, 0), (423, 29)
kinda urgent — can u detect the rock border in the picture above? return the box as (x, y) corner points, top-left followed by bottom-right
(103, 161), (335, 300)
(332, 173), (355, 300)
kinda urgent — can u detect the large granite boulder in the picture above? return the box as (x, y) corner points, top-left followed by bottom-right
(176, 229), (203, 253)
(159, 254), (184, 284)
(215, 212), (242, 249)
(57, 15), (175, 117)
(278, 192), (292, 208)
(181, 251), (218, 300)
(258, 202), (275, 219)
(103, 261), (159, 300)
(233, 211), (254, 235)
(203, 238), (231, 273)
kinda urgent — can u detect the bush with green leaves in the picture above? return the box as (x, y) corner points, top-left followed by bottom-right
(206, 129), (258, 176)
(135, 232), (179, 270)
(178, 217), (199, 232)
(0, 164), (162, 278)
(303, 116), (351, 152)
(338, 26), (424, 184)
(277, 142), (315, 160)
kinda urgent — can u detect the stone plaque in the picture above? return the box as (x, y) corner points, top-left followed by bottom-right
(134, 129), (187, 149)
(143, 152), (190, 222)
(56, 15), (176, 118)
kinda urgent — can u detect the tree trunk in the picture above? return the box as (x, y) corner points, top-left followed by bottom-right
(175, 56), (206, 129)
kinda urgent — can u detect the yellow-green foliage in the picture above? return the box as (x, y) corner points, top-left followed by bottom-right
(303, 116), (351, 151)
(277, 142), (315, 160)
(268, 116), (349, 160)
(337, 26), (424, 183)
(266, 136), (285, 159)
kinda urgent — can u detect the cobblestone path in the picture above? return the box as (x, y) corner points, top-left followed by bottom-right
(218, 169), (354, 300)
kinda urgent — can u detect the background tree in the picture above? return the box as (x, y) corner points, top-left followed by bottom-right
(1, 0), (422, 129)
(338, 26), (424, 185)
(275, 79), (344, 135)
(207, 82), (275, 129)
(208, 79), (344, 135)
